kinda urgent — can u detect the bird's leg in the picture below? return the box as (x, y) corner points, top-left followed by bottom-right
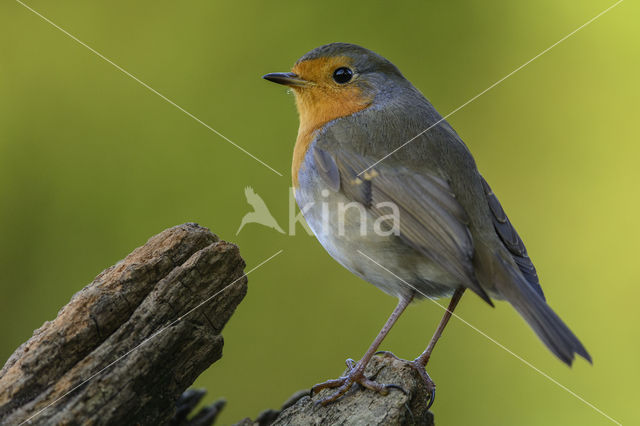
(311, 294), (413, 405)
(415, 287), (465, 366)
(407, 287), (466, 408)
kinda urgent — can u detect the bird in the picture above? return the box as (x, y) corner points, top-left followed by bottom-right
(236, 186), (285, 235)
(263, 42), (591, 407)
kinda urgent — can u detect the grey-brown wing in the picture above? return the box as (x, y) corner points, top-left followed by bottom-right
(480, 177), (544, 300)
(313, 145), (493, 305)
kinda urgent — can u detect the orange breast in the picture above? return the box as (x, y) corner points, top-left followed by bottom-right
(290, 57), (373, 188)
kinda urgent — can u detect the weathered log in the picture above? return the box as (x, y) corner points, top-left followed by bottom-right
(1, 222), (435, 425)
(235, 355), (435, 426)
(170, 389), (226, 426)
(0, 223), (247, 425)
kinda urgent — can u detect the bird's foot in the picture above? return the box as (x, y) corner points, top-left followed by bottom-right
(408, 358), (436, 409)
(311, 358), (406, 406)
(375, 351), (436, 409)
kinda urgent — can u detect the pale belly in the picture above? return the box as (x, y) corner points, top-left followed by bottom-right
(296, 158), (457, 300)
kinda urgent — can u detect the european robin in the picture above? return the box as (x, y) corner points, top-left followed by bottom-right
(263, 43), (590, 407)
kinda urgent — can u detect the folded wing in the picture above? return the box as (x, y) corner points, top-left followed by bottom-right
(313, 144), (493, 305)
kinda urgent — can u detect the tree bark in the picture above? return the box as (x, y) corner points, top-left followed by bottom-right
(0, 223), (247, 425)
(0, 222), (435, 425)
(236, 355), (435, 426)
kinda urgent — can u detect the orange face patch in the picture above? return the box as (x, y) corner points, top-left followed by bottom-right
(290, 56), (373, 187)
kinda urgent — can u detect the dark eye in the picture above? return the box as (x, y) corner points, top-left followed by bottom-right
(332, 67), (353, 84)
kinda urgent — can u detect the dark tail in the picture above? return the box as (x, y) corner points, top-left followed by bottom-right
(500, 260), (592, 366)
(496, 255), (591, 366)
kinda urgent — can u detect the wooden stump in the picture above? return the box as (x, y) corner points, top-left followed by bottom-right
(0, 223), (435, 425)
(236, 355), (435, 426)
(0, 223), (247, 425)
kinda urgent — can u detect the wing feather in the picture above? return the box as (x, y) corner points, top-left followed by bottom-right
(313, 144), (492, 304)
(480, 177), (545, 300)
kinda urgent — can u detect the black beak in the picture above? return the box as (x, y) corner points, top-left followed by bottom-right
(262, 72), (309, 87)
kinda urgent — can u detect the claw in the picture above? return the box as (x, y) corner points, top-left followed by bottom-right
(384, 383), (408, 396)
(311, 357), (410, 406)
(426, 387), (436, 410)
(374, 350), (400, 360)
(408, 359), (436, 409)
(345, 358), (356, 369)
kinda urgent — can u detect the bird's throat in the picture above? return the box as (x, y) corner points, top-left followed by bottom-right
(290, 87), (372, 188)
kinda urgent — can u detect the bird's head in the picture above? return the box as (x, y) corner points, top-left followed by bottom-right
(263, 43), (406, 136)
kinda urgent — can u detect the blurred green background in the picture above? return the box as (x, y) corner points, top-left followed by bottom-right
(1, 0), (638, 424)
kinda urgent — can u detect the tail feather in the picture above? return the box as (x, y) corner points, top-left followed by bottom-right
(494, 254), (591, 366)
